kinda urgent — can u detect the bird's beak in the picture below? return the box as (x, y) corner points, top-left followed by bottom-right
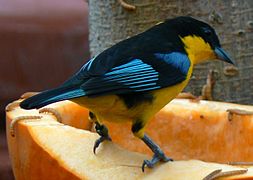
(214, 47), (235, 65)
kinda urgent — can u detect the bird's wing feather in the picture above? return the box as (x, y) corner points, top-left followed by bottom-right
(80, 52), (191, 96)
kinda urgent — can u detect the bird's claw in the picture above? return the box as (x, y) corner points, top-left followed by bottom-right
(93, 122), (112, 154)
(142, 153), (173, 172)
(93, 135), (112, 154)
(142, 159), (155, 170)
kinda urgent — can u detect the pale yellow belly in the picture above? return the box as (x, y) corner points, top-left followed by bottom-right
(71, 95), (132, 123)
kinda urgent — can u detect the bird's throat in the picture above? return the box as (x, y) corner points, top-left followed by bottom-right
(180, 35), (216, 65)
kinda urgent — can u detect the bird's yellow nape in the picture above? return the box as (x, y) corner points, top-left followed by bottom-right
(180, 35), (217, 65)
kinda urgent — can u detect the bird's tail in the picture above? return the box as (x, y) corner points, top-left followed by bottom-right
(20, 85), (85, 110)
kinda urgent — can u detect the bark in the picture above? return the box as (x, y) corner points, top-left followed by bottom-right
(89, 0), (253, 104)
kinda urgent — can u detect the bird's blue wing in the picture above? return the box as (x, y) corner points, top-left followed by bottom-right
(80, 52), (191, 96)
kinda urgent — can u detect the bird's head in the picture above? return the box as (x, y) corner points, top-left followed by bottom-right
(165, 16), (234, 65)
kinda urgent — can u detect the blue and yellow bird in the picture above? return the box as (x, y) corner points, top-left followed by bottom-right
(20, 16), (234, 171)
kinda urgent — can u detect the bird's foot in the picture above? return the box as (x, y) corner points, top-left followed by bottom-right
(93, 122), (111, 154)
(93, 135), (111, 154)
(140, 134), (173, 172)
(142, 151), (173, 172)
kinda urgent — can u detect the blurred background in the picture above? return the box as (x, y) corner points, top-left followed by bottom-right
(0, 0), (89, 179)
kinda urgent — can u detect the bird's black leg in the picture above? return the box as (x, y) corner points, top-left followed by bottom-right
(93, 122), (112, 154)
(141, 134), (173, 171)
(89, 112), (111, 154)
(131, 121), (173, 172)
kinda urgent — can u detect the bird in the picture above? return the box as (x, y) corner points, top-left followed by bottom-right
(20, 16), (234, 171)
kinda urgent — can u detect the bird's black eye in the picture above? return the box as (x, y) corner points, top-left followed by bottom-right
(203, 27), (212, 36)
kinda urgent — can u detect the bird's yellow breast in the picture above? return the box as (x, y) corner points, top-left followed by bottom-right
(143, 62), (193, 120)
